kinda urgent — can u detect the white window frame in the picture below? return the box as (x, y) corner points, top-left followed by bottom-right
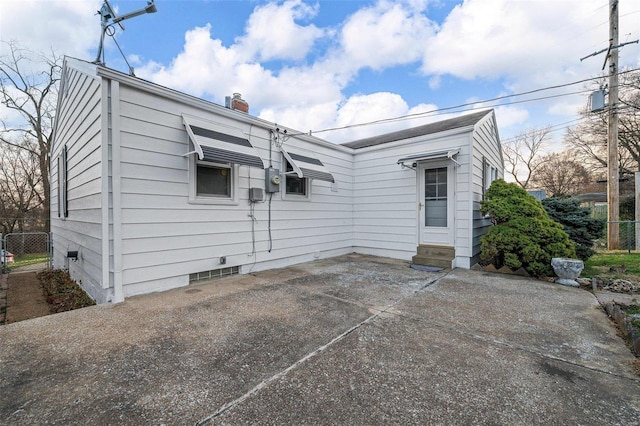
(482, 157), (497, 196)
(424, 166), (449, 227)
(282, 156), (311, 201)
(189, 156), (239, 205)
(58, 146), (68, 218)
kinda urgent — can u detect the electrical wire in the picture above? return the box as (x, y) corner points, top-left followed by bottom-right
(283, 68), (640, 138)
(267, 192), (273, 253)
(499, 117), (588, 145)
(249, 200), (257, 255)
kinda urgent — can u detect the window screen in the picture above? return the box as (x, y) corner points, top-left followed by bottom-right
(196, 163), (231, 197)
(285, 159), (307, 196)
(425, 167), (447, 227)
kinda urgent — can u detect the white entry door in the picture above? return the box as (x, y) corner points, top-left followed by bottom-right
(418, 162), (454, 246)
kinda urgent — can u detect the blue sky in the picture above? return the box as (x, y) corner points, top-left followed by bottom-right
(1, 0), (639, 146)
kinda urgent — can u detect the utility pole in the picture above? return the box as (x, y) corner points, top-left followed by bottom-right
(581, 0), (639, 249)
(608, 0), (620, 250)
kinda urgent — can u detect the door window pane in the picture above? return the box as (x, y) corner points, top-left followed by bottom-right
(425, 200), (447, 227)
(425, 167), (447, 227)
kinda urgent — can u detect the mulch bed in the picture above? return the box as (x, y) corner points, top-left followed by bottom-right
(1, 270), (95, 325)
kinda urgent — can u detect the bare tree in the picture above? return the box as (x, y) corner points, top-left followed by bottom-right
(0, 41), (61, 230)
(529, 151), (592, 197)
(502, 126), (551, 189)
(565, 69), (640, 177)
(0, 144), (43, 234)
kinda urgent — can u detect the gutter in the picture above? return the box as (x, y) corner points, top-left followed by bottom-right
(111, 79), (124, 303)
(100, 77), (110, 296)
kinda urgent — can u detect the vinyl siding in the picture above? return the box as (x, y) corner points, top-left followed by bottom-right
(50, 64), (107, 302)
(352, 131), (473, 261)
(469, 114), (504, 265)
(53, 59), (503, 303)
(115, 84), (353, 297)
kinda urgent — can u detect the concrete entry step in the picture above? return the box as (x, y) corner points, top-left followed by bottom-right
(412, 244), (455, 269)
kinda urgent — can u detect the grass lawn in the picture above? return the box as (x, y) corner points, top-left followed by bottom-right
(12, 252), (49, 269)
(583, 251), (640, 279)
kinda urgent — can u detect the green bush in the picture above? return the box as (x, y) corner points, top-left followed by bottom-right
(480, 180), (576, 277)
(541, 197), (605, 261)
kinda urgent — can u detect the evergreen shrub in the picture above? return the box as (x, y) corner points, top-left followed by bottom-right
(541, 197), (605, 261)
(480, 180), (576, 277)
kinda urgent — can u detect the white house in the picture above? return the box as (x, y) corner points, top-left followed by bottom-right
(51, 57), (503, 304)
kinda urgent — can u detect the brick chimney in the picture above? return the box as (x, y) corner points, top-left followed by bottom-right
(229, 92), (249, 113)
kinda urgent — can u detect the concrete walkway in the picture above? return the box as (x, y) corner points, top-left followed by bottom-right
(0, 254), (638, 424)
(5, 271), (50, 324)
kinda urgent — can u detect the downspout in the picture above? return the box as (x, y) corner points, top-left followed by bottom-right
(101, 79), (110, 297)
(111, 80), (124, 303)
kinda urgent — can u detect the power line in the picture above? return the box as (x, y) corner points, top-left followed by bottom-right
(300, 68), (639, 137)
(499, 117), (587, 145)
(326, 88), (594, 137)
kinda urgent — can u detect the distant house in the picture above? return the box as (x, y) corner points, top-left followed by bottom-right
(50, 57), (503, 303)
(527, 189), (547, 201)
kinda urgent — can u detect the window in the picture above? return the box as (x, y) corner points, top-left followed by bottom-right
(284, 158), (309, 198)
(58, 146), (68, 218)
(197, 162), (231, 197)
(424, 167), (447, 227)
(482, 157), (497, 198)
(189, 158), (238, 205)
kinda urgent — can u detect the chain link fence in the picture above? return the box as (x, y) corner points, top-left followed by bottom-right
(594, 221), (640, 253)
(1, 232), (51, 273)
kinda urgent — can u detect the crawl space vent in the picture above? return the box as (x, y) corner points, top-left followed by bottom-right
(189, 266), (239, 283)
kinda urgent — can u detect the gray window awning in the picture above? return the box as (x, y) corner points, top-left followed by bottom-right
(281, 147), (335, 183)
(397, 149), (460, 169)
(183, 115), (264, 169)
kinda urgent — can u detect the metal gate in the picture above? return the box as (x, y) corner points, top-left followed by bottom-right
(1, 232), (51, 273)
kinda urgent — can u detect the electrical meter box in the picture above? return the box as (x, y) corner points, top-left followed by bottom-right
(265, 168), (280, 193)
(249, 187), (264, 202)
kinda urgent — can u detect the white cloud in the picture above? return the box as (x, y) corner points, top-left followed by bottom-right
(422, 0), (606, 84)
(139, 25), (267, 102)
(138, 23), (344, 112)
(0, 0), (98, 60)
(493, 105), (529, 129)
(4, 0), (636, 147)
(332, 92), (410, 140)
(338, 0), (435, 71)
(259, 101), (340, 137)
(547, 98), (588, 117)
(237, 0), (324, 62)
(138, 0), (444, 141)
(260, 92), (436, 143)
(317, 96), (440, 143)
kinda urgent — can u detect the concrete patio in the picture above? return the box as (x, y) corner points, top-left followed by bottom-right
(0, 254), (638, 424)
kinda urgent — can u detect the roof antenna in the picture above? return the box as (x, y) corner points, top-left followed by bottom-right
(93, 0), (158, 74)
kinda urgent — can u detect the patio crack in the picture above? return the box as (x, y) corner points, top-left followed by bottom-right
(195, 272), (447, 425)
(387, 303), (640, 384)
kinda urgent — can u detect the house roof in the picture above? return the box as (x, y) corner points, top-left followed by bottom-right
(342, 110), (492, 149)
(59, 57), (353, 154)
(576, 193), (607, 203)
